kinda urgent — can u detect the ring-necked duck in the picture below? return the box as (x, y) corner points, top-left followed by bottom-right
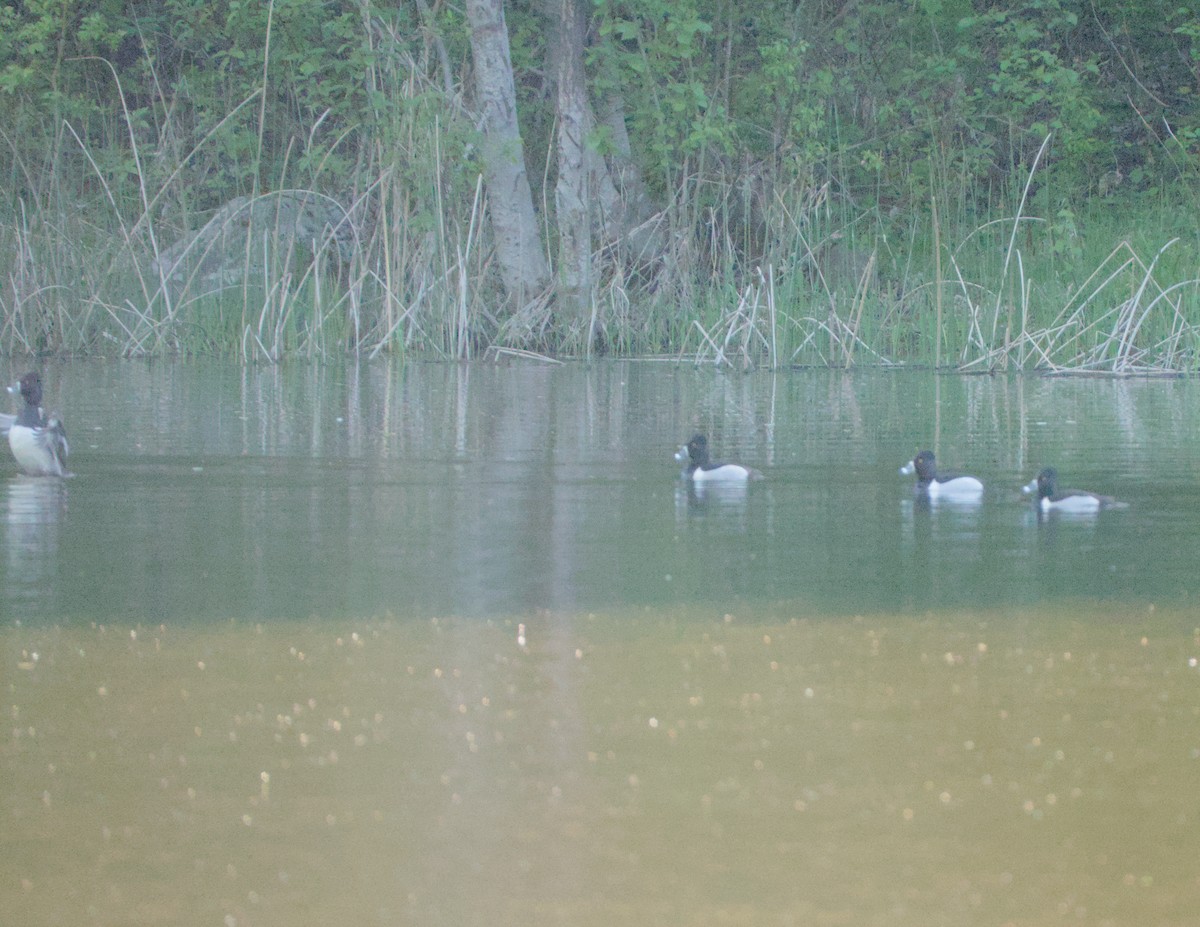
(7, 372), (69, 477)
(900, 449), (982, 498)
(675, 434), (762, 482)
(1022, 467), (1123, 513)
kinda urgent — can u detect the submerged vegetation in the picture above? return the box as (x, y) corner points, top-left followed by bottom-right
(0, 0), (1197, 369)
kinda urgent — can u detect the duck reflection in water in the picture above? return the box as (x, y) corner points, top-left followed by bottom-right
(674, 478), (758, 535)
(4, 475), (68, 597)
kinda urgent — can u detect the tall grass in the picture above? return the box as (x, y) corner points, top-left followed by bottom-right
(1, 63), (1198, 370)
(707, 137), (1200, 374)
(0, 28), (498, 362)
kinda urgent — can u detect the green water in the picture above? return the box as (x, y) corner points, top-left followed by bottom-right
(5, 362), (1200, 621)
(3, 361), (1200, 925)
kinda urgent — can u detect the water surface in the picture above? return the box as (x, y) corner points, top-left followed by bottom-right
(4, 362), (1200, 621)
(3, 361), (1200, 926)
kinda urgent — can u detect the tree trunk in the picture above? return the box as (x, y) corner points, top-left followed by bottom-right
(549, 0), (592, 322)
(465, 0), (550, 307)
(596, 94), (666, 264)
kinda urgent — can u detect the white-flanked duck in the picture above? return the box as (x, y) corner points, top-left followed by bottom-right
(675, 434), (762, 482)
(7, 372), (69, 477)
(1023, 467), (1124, 514)
(900, 449), (982, 499)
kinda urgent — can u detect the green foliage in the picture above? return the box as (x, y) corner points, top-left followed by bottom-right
(0, 0), (1197, 364)
(138, 0), (382, 199)
(957, 0), (1103, 187)
(0, 0), (414, 208)
(593, 0), (732, 179)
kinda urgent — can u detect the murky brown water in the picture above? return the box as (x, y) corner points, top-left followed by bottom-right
(6, 602), (1199, 926)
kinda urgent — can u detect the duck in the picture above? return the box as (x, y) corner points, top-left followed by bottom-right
(899, 449), (982, 498)
(675, 434), (761, 482)
(1022, 467), (1123, 513)
(7, 371), (70, 477)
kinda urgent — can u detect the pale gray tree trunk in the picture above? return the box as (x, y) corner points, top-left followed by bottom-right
(596, 94), (666, 263)
(546, 0), (666, 337)
(549, 0), (592, 322)
(465, 0), (550, 306)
